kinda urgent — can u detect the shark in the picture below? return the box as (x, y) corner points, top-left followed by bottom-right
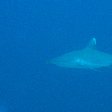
(50, 38), (112, 69)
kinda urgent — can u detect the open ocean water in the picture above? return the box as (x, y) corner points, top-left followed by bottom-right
(0, 0), (112, 112)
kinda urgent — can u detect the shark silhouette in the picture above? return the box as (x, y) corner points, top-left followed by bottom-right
(50, 38), (112, 69)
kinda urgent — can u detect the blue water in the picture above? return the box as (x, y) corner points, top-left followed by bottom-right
(0, 0), (112, 112)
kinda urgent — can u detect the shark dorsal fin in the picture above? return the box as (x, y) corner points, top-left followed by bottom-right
(87, 37), (96, 49)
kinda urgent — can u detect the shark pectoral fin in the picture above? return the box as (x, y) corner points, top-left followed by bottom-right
(87, 37), (96, 49)
(87, 66), (102, 72)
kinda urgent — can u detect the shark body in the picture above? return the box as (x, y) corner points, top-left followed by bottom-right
(50, 38), (112, 69)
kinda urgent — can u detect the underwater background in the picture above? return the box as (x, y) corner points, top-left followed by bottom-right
(0, 0), (112, 112)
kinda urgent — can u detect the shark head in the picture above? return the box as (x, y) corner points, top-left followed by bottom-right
(50, 38), (112, 69)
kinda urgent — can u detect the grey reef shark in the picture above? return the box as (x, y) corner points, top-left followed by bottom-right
(50, 38), (112, 70)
